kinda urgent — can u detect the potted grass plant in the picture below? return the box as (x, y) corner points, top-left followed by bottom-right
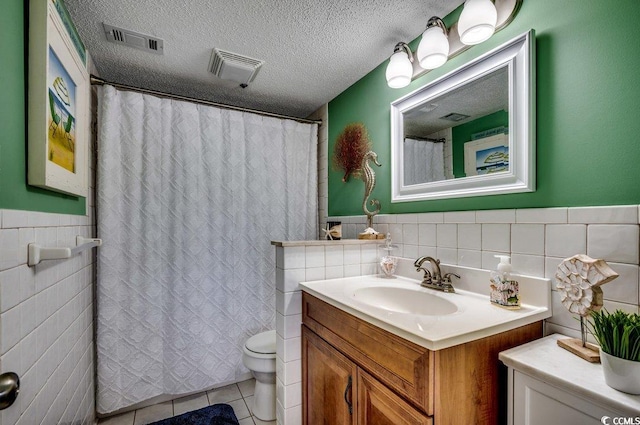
(589, 309), (640, 394)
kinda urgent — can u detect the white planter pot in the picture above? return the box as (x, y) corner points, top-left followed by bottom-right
(600, 349), (640, 394)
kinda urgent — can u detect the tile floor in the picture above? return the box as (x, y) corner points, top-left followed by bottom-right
(98, 379), (275, 425)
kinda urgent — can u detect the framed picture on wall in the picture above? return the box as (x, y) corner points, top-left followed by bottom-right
(28, 0), (89, 197)
(464, 133), (509, 177)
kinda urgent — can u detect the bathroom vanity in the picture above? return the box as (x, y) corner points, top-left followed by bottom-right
(300, 270), (551, 424)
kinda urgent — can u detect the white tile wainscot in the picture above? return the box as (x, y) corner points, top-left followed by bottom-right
(272, 239), (380, 425)
(329, 204), (640, 340)
(0, 209), (95, 425)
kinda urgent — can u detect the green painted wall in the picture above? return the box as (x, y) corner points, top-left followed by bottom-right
(328, 0), (640, 216)
(0, 0), (85, 214)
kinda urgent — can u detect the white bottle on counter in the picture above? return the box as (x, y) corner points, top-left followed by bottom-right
(489, 255), (520, 309)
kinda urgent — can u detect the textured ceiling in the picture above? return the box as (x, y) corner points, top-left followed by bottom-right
(63, 0), (457, 118)
(405, 66), (509, 136)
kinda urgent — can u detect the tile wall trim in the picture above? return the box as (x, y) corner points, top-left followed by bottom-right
(326, 205), (640, 318)
(275, 242), (380, 425)
(0, 208), (95, 425)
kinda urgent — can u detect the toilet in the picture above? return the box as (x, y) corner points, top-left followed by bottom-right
(242, 330), (277, 421)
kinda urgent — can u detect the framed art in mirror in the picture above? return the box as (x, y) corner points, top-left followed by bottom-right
(390, 29), (535, 202)
(28, 0), (89, 197)
(464, 133), (509, 176)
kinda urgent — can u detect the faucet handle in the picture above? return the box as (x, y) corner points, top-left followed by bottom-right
(442, 272), (460, 284)
(416, 267), (432, 283)
(440, 272), (459, 293)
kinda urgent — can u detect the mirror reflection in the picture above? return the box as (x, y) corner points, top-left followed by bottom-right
(402, 66), (509, 186)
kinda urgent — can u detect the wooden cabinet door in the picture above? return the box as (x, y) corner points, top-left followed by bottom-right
(302, 325), (357, 425)
(303, 292), (433, 413)
(357, 369), (432, 425)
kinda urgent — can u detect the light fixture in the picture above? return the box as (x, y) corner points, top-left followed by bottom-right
(458, 0), (498, 45)
(385, 42), (414, 89)
(417, 17), (449, 70)
(384, 0), (521, 89)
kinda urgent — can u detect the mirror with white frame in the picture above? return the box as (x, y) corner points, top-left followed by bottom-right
(390, 30), (535, 202)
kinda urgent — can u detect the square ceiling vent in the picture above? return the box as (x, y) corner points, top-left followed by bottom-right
(440, 112), (471, 122)
(103, 23), (163, 54)
(209, 48), (264, 86)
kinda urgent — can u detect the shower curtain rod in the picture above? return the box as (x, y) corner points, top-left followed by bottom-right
(90, 75), (322, 125)
(404, 135), (446, 143)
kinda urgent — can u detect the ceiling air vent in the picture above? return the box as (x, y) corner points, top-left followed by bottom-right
(440, 112), (471, 122)
(209, 48), (264, 86)
(103, 23), (164, 55)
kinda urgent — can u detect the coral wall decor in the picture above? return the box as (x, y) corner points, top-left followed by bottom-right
(332, 123), (371, 182)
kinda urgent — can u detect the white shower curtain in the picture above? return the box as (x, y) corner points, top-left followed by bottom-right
(95, 85), (317, 414)
(403, 138), (445, 185)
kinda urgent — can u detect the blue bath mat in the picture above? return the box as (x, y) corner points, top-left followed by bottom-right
(149, 403), (239, 425)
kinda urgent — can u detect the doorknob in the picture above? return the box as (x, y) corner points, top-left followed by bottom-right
(0, 372), (19, 410)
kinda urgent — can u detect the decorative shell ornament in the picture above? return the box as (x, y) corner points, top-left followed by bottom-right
(555, 254), (619, 317)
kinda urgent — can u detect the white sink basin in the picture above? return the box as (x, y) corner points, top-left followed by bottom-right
(353, 286), (458, 316)
(299, 271), (551, 350)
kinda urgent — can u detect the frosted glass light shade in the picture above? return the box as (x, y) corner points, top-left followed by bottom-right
(417, 26), (449, 70)
(386, 51), (413, 88)
(458, 0), (498, 45)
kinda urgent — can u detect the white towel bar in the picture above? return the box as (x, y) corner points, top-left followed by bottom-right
(28, 236), (102, 267)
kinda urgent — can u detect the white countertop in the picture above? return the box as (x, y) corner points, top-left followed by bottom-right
(300, 273), (550, 351)
(499, 334), (640, 416)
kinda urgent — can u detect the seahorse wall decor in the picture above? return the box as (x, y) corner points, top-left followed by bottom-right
(361, 151), (382, 229)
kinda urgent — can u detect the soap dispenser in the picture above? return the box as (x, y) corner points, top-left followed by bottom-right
(379, 233), (398, 278)
(489, 255), (520, 309)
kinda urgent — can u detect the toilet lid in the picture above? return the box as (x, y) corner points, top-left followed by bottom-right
(245, 330), (276, 354)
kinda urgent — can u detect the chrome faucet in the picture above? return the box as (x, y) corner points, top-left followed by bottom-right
(414, 256), (460, 293)
(414, 256), (441, 284)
